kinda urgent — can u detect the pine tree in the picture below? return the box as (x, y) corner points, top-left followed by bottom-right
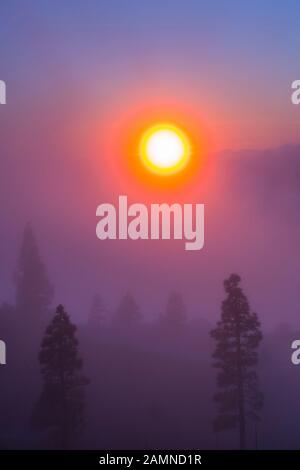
(14, 224), (53, 331)
(88, 294), (106, 328)
(32, 304), (89, 449)
(13, 225), (54, 427)
(113, 292), (141, 329)
(164, 292), (186, 333)
(211, 273), (263, 449)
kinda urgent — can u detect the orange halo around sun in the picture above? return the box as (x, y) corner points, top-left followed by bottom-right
(101, 102), (210, 192)
(139, 123), (191, 176)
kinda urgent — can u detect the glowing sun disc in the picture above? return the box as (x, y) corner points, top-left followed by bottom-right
(139, 123), (191, 175)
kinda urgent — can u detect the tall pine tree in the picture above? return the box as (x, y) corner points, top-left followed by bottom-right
(14, 224), (53, 332)
(32, 304), (89, 449)
(12, 225), (54, 428)
(211, 273), (263, 449)
(164, 292), (186, 333)
(88, 294), (106, 328)
(113, 292), (141, 329)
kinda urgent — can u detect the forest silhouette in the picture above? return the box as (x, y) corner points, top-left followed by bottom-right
(0, 225), (298, 450)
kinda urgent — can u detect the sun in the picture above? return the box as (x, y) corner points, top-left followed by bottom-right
(139, 123), (191, 175)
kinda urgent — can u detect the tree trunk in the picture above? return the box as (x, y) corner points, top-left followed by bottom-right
(238, 380), (246, 449)
(254, 422), (258, 450)
(59, 348), (68, 450)
(236, 319), (246, 449)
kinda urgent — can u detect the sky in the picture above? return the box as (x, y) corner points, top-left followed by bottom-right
(1, 0), (300, 149)
(1, 0), (300, 327)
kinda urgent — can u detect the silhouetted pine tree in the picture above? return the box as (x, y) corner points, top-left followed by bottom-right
(32, 304), (89, 449)
(88, 294), (106, 328)
(247, 374), (264, 449)
(163, 292), (186, 334)
(14, 224), (53, 332)
(12, 225), (54, 429)
(113, 292), (141, 329)
(211, 273), (263, 449)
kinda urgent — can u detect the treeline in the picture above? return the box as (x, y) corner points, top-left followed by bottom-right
(0, 225), (264, 449)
